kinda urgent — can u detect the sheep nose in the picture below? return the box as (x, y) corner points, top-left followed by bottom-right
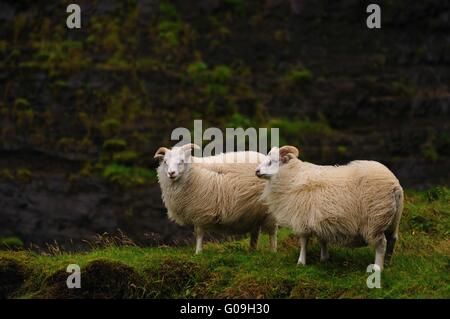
(168, 171), (176, 178)
(255, 169), (261, 177)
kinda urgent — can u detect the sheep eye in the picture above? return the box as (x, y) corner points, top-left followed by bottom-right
(268, 160), (272, 165)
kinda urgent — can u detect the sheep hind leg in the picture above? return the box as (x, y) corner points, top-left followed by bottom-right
(194, 226), (204, 255)
(384, 231), (398, 265)
(268, 225), (278, 253)
(249, 227), (261, 251)
(320, 240), (329, 262)
(374, 235), (387, 270)
(385, 186), (402, 266)
(297, 236), (308, 266)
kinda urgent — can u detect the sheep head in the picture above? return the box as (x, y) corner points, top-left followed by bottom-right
(255, 145), (299, 179)
(155, 144), (201, 181)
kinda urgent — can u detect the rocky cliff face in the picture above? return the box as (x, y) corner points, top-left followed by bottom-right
(0, 172), (193, 249)
(0, 0), (448, 248)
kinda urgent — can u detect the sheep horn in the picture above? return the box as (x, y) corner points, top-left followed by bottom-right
(181, 143), (201, 151)
(154, 147), (169, 159)
(279, 145), (299, 158)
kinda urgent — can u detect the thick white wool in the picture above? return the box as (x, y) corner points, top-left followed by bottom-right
(262, 159), (403, 246)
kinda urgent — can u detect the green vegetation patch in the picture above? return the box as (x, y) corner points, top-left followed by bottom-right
(0, 237), (24, 250)
(268, 117), (336, 146)
(282, 68), (314, 89)
(103, 164), (156, 187)
(103, 138), (127, 152)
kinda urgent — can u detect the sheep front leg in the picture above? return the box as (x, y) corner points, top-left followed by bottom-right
(250, 227), (261, 251)
(374, 235), (387, 270)
(297, 236), (308, 266)
(320, 240), (329, 262)
(195, 226), (204, 254)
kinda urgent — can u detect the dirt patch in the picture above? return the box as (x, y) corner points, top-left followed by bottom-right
(144, 257), (209, 298)
(38, 259), (144, 299)
(0, 257), (29, 298)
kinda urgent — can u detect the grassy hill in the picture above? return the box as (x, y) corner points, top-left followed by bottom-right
(1, 187), (448, 299)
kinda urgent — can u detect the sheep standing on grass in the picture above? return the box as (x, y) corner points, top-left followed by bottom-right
(154, 143), (278, 254)
(255, 146), (403, 269)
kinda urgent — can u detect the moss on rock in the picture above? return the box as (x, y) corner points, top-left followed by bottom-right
(0, 257), (29, 298)
(38, 259), (144, 299)
(144, 257), (209, 298)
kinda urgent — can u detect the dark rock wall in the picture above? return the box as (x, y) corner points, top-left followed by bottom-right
(0, 0), (448, 248)
(0, 171), (193, 248)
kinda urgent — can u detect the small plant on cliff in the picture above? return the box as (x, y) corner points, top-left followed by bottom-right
(0, 169), (14, 181)
(269, 117), (334, 145)
(102, 138), (127, 152)
(282, 68), (313, 89)
(186, 61), (233, 98)
(391, 79), (416, 97)
(157, 1), (183, 48)
(0, 237), (24, 250)
(13, 98), (30, 109)
(187, 61), (208, 84)
(103, 164), (156, 187)
(100, 118), (121, 137)
(224, 0), (245, 13)
(226, 113), (258, 128)
(16, 168), (32, 182)
(112, 151), (139, 164)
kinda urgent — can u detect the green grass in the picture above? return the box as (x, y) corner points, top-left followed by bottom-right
(0, 188), (449, 299)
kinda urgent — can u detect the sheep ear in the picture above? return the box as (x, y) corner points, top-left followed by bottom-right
(281, 153), (297, 163)
(154, 147), (169, 160)
(181, 143), (201, 155)
(279, 146), (299, 163)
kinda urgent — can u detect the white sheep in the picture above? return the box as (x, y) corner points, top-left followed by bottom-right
(256, 145), (403, 269)
(154, 143), (277, 254)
